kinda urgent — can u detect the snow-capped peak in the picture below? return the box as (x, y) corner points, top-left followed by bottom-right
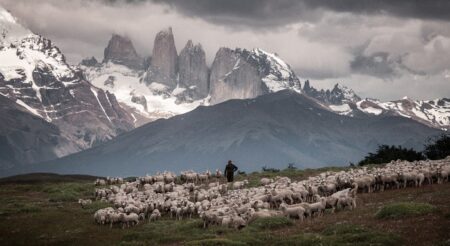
(250, 48), (302, 93)
(332, 83), (361, 103)
(305, 82), (449, 129)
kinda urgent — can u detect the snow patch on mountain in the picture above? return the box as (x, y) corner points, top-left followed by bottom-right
(82, 62), (205, 124)
(252, 48), (302, 93)
(304, 81), (449, 129)
(356, 100), (383, 115)
(329, 103), (352, 116)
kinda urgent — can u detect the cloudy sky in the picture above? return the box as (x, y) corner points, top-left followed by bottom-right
(1, 0), (450, 100)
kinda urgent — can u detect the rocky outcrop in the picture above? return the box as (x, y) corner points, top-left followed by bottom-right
(178, 40), (209, 98)
(103, 34), (144, 70)
(131, 94), (148, 112)
(303, 81), (361, 105)
(81, 56), (99, 67)
(209, 48), (301, 105)
(209, 48), (262, 104)
(146, 27), (178, 87)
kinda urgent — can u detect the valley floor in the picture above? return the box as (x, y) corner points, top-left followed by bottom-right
(0, 171), (449, 246)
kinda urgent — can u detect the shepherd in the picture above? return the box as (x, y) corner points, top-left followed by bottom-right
(224, 160), (238, 182)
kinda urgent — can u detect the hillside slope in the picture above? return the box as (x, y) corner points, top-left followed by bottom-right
(7, 90), (440, 177)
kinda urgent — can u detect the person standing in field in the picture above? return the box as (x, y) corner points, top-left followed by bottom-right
(224, 160), (238, 182)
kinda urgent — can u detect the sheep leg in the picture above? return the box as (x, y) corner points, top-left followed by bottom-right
(288, 196), (294, 205)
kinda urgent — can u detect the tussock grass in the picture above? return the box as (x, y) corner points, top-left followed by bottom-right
(376, 202), (437, 219)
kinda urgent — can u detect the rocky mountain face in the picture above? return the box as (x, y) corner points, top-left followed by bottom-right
(357, 97), (450, 130)
(303, 81), (450, 129)
(103, 34), (144, 70)
(81, 28), (302, 124)
(145, 27), (178, 87)
(303, 80), (361, 105)
(0, 7), (135, 170)
(210, 48), (301, 104)
(15, 90), (440, 177)
(81, 26), (449, 130)
(178, 40), (209, 99)
(209, 48), (262, 104)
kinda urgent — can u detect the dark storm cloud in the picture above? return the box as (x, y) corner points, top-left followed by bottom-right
(142, 0), (450, 28)
(351, 52), (397, 79)
(1, 0), (449, 100)
(306, 0), (450, 21)
(113, 0), (318, 28)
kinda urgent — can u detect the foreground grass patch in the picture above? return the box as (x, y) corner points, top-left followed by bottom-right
(376, 202), (437, 219)
(186, 238), (246, 246)
(121, 219), (222, 244)
(247, 217), (293, 230)
(43, 182), (93, 202)
(0, 203), (41, 217)
(83, 200), (111, 213)
(273, 224), (402, 246)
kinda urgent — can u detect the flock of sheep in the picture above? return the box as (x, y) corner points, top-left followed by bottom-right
(88, 157), (450, 229)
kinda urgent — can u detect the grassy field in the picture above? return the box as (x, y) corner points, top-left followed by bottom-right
(0, 170), (449, 246)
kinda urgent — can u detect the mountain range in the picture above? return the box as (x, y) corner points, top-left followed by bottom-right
(6, 90), (440, 177)
(0, 6), (447, 176)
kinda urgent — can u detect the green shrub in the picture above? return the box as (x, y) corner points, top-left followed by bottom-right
(358, 145), (424, 166)
(376, 202), (436, 219)
(424, 134), (450, 160)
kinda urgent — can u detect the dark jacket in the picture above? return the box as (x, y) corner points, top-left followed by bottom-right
(224, 163), (238, 177)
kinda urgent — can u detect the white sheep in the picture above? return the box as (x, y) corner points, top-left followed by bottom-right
(232, 180), (249, 189)
(90, 158), (449, 231)
(119, 212), (139, 228)
(149, 209), (161, 222)
(309, 196), (327, 217)
(78, 199), (92, 208)
(280, 203), (305, 221)
(260, 178), (273, 186)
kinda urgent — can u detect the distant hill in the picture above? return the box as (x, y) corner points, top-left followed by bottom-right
(0, 172), (100, 184)
(3, 90), (441, 177)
